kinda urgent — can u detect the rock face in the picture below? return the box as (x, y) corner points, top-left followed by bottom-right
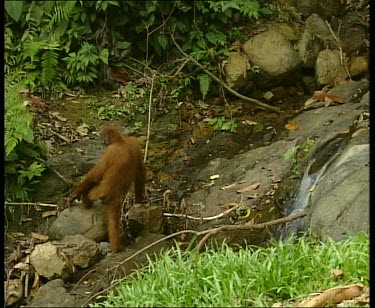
(308, 143), (369, 240)
(306, 92), (369, 240)
(243, 29), (302, 88)
(184, 82), (369, 244)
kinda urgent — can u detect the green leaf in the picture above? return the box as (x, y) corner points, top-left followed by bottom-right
(116, 41), (131, 50)
(158, 35), (168, 50)
(198, 74), (211, 100)
(5, 0), (24, 22)
(99, 48), (109, 64)
(206, 32), (217, 45)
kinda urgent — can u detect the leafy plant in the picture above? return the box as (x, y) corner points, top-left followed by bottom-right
(63, 42), (109, 90)
(209, 116), (237, 133)
(5, 74), (47, 201)
(284, 138), (316, 175)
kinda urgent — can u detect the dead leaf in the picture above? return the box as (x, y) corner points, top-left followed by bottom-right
(330, 269), (344, 281)
(311, 87), (347, 104)
(237, 182), (261, 193)
(20, 217), (32, 223)
(49, 111), (67, 122)
(243, 119), (258, 126)
(31, 232), (49, 242)
(304, 97), (317, 107)
(220, 183), (237, 190)
(308, 186), (316, 193)
(239, 209), (251, 219)
(41, 210), (58, 218)
(77, 124), (90, 136)
(9, 232), (25, 238)
(300, 284), (364, 307)
(210, 174), (220, 180)
(285, 121), (299, 130)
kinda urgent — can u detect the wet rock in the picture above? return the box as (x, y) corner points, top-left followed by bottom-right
(30, 242), (70, 280)
(308, 141), (369, 240)
(243, 29), (302, 88)
(315, 49), (348, 86)
(48, 202), (107, 242)
(26, 279), (82, 307)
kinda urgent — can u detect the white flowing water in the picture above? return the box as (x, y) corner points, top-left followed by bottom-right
(279, 151), (341, 238)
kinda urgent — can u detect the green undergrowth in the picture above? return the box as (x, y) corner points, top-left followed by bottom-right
(90, 232), (369, 307)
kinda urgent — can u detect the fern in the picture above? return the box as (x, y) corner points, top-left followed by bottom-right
(22, 40), (48, 63)
(47, 1), (77, 31)
(41, 49), (59, 87)
(5, 77), (34, 156)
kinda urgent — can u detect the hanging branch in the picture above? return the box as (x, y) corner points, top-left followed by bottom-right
(169, 33), (281, 114)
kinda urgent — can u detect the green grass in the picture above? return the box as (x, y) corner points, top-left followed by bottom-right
(90, 232), (369, 307)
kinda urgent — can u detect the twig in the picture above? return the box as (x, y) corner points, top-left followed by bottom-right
(144, 73), (156, 162)
(197, 209), (307, 251)
(169, 32), (281, 113)
(49, 129), (71, 144)
(164, 202), (241, 221)
(325, 20), (352, 80)
(5, 202), (58, 208)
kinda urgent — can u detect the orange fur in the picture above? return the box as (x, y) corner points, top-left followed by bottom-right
(68, 127), (146, 252)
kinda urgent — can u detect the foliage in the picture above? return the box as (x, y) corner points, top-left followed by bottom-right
(5, 74), (47, 201)
(90, 232), (368, 307)
(284, 138), (316, 175)
(5, 0), (277, 100)
(97, 83), (148, 120)
(209, 116), (238, 133)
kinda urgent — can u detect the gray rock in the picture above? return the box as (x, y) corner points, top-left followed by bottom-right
(29, 242), (69, 280)
(26, 279), (82, 307)
(308, 143), (369, 240)
(315, 49), (348, 86)
(60, 234), (103, 268)
(48, 202), (107, 242)
(243, 29), (302, 88)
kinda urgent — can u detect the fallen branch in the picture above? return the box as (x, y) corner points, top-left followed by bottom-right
(197, 209), (306, 250)
(163, 202), (241, 221)
(169, 32), (281, 114)
(5, 202), (58, 208)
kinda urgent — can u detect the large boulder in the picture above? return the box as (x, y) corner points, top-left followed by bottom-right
(48, 203), (107, 242)
(243, 29), (302, 88)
